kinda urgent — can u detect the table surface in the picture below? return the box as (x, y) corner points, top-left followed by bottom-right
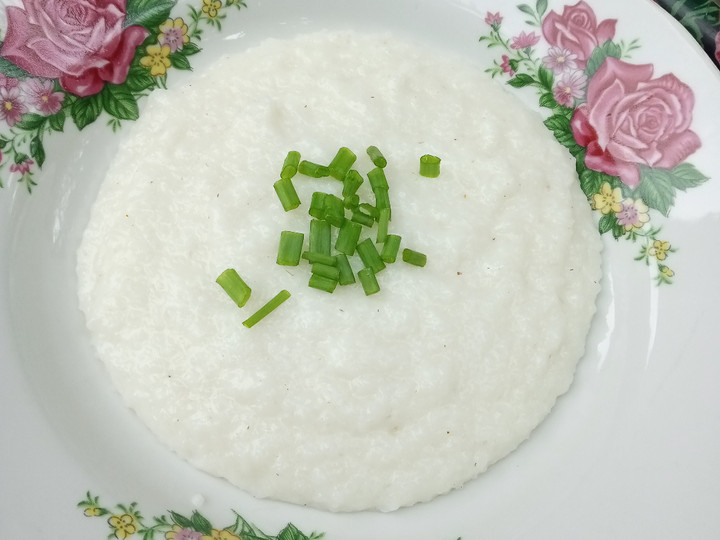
(657, 0), (720, 68)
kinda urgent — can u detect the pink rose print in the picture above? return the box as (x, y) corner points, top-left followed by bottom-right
(715, 31), (720, 64)
(542, 0), (617, 68)
(0, 0), (150, 97)
(571, 57), (701, 188)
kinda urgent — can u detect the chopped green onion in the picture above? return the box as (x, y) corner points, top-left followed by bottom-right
(343, 194), (360, 209)
(309, 219), (332, 255)
(298, 160), (330, 178)
(358, 203), (379, 219)
(301, 251), (337, 266)
(366, 146), (387, 168)
(335, 220), (362, 256)
(216, 268), (252, 307)
(350, 209), (375, 228)
(281, 150), (301, 179)
(373, 187), (391, 219)
(342, 169), (364, 197)
(273, 177), (301, 211)
(323, 194), (345, 227)
(328, 146), (357, 180)
(242, 289), (291, 328)
(308, 273), (338, 293)
(402, 248), (427, 267)
(276, 230), (304, 266)
(376, 208), (390, 243)
(380, 234), (402, 263)
(356, 238), (386, 274)
(368, 167), (389, 191)
(358, 267), (380, 296)
(419, 154), (441, 178)
(311, 263), (340, 280)
(335, 253), (355, 285)
(309, 191), (327, 219)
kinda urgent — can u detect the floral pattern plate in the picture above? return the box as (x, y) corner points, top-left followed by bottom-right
(1, 0), (719, 538)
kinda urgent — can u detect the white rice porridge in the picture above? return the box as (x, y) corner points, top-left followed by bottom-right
(77, 31), (602, 512)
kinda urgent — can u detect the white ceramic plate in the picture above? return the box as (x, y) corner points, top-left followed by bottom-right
(2, 0), (719, 538)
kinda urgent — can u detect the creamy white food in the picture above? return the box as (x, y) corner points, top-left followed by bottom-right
(77, 31), (602, 512)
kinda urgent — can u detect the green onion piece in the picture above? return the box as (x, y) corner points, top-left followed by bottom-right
(402, 248), (427, 267)
(323, 194), (345, 227)
(309, 191), (327, 219)
(373, 187), (391, 219)
(335, 220), (362, 256)
(302, 251), (337, 266)
(311, 263), (340, 280)
(358, 203), (379, 219)
(376, 208), (390, 243)
(350, 209), (375, 228)
(366, 146), (387, 168)
(419, 154), (441, 178)
(328, 147), (357, 180)
(216, 268), (252, 307)
(356, 238), (386, 274)
(309, 219), (331, 255)
(276, 230), (304, 266)
(342, 169), (364, 197)
(358, 267), (380, 296)
(343, 194), (360, 209)
(335, 253), (355, 285)
(308, 273), (338, 293)
(298, 160), (330, 178)
(281, 150), (301, 179)
(242, 289), (291, 328)
(380, 234), (402, 263)
(273, 177), (301, 211)
(368, 167), (389, 191)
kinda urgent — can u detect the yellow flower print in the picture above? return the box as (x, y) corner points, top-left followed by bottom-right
(202, 0), (222, 18)
(659, 265), (674, 278)
(108, 513), (138, 539)
(140, 45), (172, 76)
(592, 182), (622, 215)
(649, 240), (671, 261)
(202, 529), (241, 540)
(615, 197), (650, 230)
(159, 18), (190, 53)
(84, 506), (101, 517)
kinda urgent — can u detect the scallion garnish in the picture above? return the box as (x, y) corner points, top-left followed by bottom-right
(358, 203), (379, 219)
(343, 194), (360, 209)
(302, 251), (337, 266)
(350, 209), (375, 228)
(308, 273), (338, 293)
(380, 234), (401, 263)
(368, 167), (389, 191)
(366, 146), (387, 168)
(309, 219), (331, 255)
(242, 289), (291, 328)
(358, 267), (380, 296)
(373, 187), (391, 219)
(376, 208), (390, 243)
(276, 231), (304, 266)
(335, 253), (355, 285)
(342, 169), (364, 198)
(402, 248), (427, 267)
(308, 191), (327, 219)
(298, 160), (330, 178)
(311, 263), (340, 280)
(281, 150), (301, 180)
(335, 220), (362, 256)
(216, 268), (252, 307)
(356, 238), (386, 274)
(322, 194), (345, 227)
(328, 147), (357, 181)
(273, 177), (301, 211)
(419, 154), (441, 178)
